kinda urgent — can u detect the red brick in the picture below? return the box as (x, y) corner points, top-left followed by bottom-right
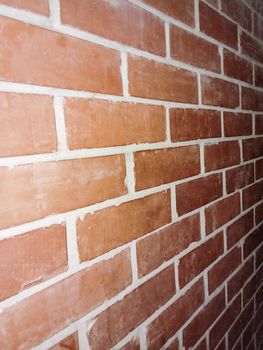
(254, 13), (263, 41)
(0, 93), (56, 157)
(201, 76), (239, 108)
(199, 1), (238, 48)
(205, 0), (218, 7)
(128, 55), (198, 103)
(50, 333), (79, 350)
(134, 146), (200, 190)
(224, 112), (252, 137)
(137, 214), (200, 277)
(223, 50), (253, 83)
(256, 242), (263, 270)
(221, 0), (252, 31)
(146, 278), (205, 350)
(255, 66), (263, 88)
(227, 257), (254, 302)
(243, 266), (263, 306)
(0, 250), (132, 349)
(0, 16), (122, 94)
(120, 338), (140, 350)
(243, 137), (263, 160)
(228, 300), (254, 349)
(241, 31), (263, 63)
(243, 226), (263, 259)
(0, 155), (126, 229)
(170, 25), (220, 72)
(166, 339), (179, 350)
(208, 247), (242, 293)
(77, 191), (171, 261)
(256, 284), (263, 308)
(243, 181), (263, 209)
(60, 0), (165, 56)
(209, 295), (241, 349)
(205, 193), (241, 235)
(242, 87), (263, 112)
(179, 233), (224, 287)
(87, 266), (175, 350)
(142, 0), (195, 26)
(242, 319), (254, 350)
(0, 0), (49, 14)
(226, 164), (254, 193)
(0, 224), (67, 301)
(217, 338), (227, 350)
(183, 290), (225, 348)
(194, 339), (207, 350)
(176, 174), (223, 215)
(226, 210), (254, 249)
(170, 108), (221, 142)
(64, 98), (166, 149)
(256, 202), (263, 224)
(256, 159), (263, 179)
(204, 141), (240, 171)
(256, 115), (263, 134)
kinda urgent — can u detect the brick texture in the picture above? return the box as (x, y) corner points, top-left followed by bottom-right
(0, 1), (262, 349)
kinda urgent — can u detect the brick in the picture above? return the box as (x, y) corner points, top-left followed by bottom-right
(50, 333), (79, 350)
(223, 50), (253, 83)
(0, 250), (132, 349)
(176, 174), (223, 215)
(170, 25), (220, 72)
(242, 87), (263, 112)
(199, 1), (238, 48)
(208, 247), (242, 293)
(120, 338), (140, 350)
(60, 0), (165, 56)
(137, 214), (200, 277)
(254, 13), (263, 41)
(242, 319), (254, 350)
(183, 290), (225, 348)
(205, 193), (241, 234)
(201, 76), (239, 108)
(204, 141), (240, 171)
(77, 191), (171, 261)
(228, 300), (254, 349)
(179, 233), (224, 287)
(0, 93), (56, 157)
(128, 55), (198, 103)
(256, 283), (263, 307)
(64, 98), (166, 149)
(243, 225), (263, 259)
(226, 164), (254, 193)
(217, 338), (227, 350)
(195, 339), (207, 350)
(241, 31), (263, 63)
(224, 112), (252, 137)
(243, 181), (263, 209)
(256, 159), (263, 179)
(256, 322), (263, 350)
(142, 0), (195, 26)
(209, 295), (241, 349)
(243, 137), (263, 161)
(170, 108), (221, 142)
(227, 257), (254, 302)
(134, 146), (200, 190)
(256, 115), (263, 134)
(0, 224), (67, 301)
(0, 155), (126, 229)
(0, 16), (122, 94)
(226, 210), (254, 249)
(256, 202), (263, 224)
(167, 339), (179, 350)
(205, 0), (218, 7)
(221, 0), (252, 31)
(87, 266), (175, 350)
(146, 278), (205, 350)
(255, 65), (263, 88)
(0, 0), (49, 14)
(243, 266), (263, 306)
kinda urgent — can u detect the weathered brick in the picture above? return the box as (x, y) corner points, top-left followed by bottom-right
(226, 164), (254, 193)
(221, 0), (252, 31)
(134, 146), (200, 190)
(224, 112), (252, 137)
(256, 115), (263, 134)
(256, 159), (263, 179)
(137, 214), (200, 277)
(170, 108), (221, 142)
(243, 225), (263, 259)
(0, 0), (49, 14)
(77, 191), (171, 261)
(223, 50), (253, 83)
(243, 181), (263, 209)
(204, 141), (240, 171)
(256, 202), (263, 224)
(243, 137), (263, 160)
(128, 55), (198, 103)
(242, 87), (263, 112)
(241, 31), (263, 63)
(64, 98), (166, 149)
(226, 210), (254, 249)
(50, 333), (79, 350)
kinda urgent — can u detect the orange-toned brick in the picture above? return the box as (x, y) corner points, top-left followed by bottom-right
(0, 0), (49, 15)
(50, 333), (79, 350)
(204, 141), (240, 171)
(224, 112), (252, 137)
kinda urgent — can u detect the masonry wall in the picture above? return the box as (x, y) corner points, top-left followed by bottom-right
(0, 0), (262, 349)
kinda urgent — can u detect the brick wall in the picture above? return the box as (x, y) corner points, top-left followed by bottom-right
(0, 0), (262, 349)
